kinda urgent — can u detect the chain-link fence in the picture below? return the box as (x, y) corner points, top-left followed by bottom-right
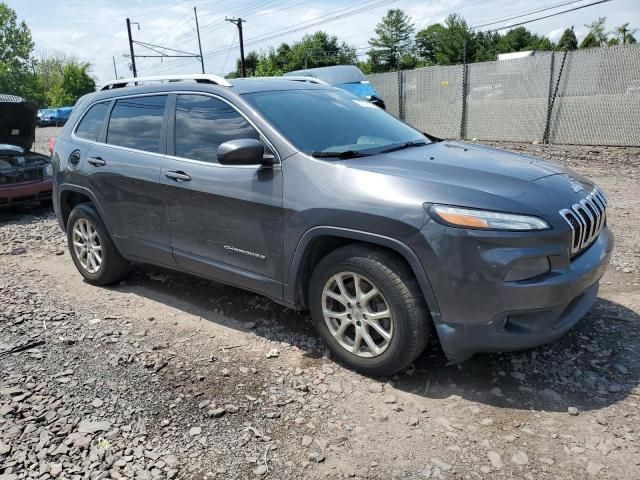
(403, 65), (464, 139)
(368, 71), (401, 118)
(366, 43), (640, 146)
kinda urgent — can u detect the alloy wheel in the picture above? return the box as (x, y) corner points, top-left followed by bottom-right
(321, 271), (394, 358)
(72, 218), (102, 274)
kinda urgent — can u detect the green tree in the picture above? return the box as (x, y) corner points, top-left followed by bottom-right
(0, 2), (42, 102)
(254, 49), (283, 77)
(611, 22), (637, 44)
(230, 32), (356, 77)
(557, 28), (578, 50)
(368, 9), (416, 71)
(580, 17), (608, 48)
(61, 62), (95, 103)
(34, 61), (93, 106)
(415, 23), (446, 64)
(228, 51), (259, 78)
(415, 14), (474, 66)
(496, 27), (555, 53)
(288, 31), (356, 70)
(0, 3), (32, 66)
(473, 30), (501, 62)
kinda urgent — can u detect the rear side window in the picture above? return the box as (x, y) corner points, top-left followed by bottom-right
(107, 95), (167, 153)
(75, 102), (109, 141)
(175, 94), (259, 163)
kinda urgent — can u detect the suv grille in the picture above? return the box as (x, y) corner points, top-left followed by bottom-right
(560, 187), (607, 255)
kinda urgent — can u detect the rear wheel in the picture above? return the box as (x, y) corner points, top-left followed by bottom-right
(66, 204), (129, 285)
(309, 245), (430, 376)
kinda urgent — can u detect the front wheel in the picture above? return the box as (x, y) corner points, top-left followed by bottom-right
(309, 245), (430, 376)
(66, 204), (129, 285)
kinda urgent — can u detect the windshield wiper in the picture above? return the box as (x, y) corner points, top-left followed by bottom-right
(311, 150), (372, 159)
(379, 141), (428, 154)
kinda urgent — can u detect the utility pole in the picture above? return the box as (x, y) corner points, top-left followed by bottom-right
(112, 56), (118, 79)
(226, 17), (246, 77)
(194, 6), (205, 73)
(126, 18), (138, 77)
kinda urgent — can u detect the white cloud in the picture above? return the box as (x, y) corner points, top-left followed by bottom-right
(547, 27), (565, 41)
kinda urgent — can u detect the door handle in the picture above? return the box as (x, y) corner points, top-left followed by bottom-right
(88, 156), (106, 167)
(164, 171), (191, 182)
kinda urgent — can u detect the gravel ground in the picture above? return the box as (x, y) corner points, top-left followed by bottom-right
(0, 129), (638, 479)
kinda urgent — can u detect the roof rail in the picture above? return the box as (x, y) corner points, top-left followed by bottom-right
(100, 74), (232, 91)
(255, 75), (328, 85)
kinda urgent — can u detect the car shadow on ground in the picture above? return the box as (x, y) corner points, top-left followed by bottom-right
(108, 264), (639, 414)
(0, 203), (52, 223)
(395, 297), (640, 413)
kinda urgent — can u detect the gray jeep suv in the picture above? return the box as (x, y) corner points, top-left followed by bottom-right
(52, 74), (613, 376)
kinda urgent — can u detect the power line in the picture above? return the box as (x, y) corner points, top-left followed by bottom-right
(124, 18), (203, 77)
(131, 0), (338, 70)
(166, 0), (281, 50)
(145, 0), (395, 72)
(134, 0), (594, 77)
(128, 0), (191, 19)
(472, 0), (587, 29)
(220, 29), (238, 74)
(133, 40), (199, 56)
(143, 10), (193, 47)
(200, 0), (398, 60)
(482, 0), (612, 32)
(234, 0), (390, 41)
(199, 0), (283, 31)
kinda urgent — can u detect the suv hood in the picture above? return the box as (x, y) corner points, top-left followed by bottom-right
(344, 141), (579, 199)
(0, 95), (37, 151)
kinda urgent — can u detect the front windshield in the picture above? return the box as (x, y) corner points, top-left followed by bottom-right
(243, 89), (427, 154)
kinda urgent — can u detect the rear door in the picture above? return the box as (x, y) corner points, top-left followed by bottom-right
(161, 93), (284, 298)
(81, 94), (175, 267)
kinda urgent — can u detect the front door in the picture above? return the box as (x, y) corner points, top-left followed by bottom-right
(161, 94), (284, 299)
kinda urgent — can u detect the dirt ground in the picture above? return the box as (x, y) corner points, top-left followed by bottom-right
(0, 128), (638, 479)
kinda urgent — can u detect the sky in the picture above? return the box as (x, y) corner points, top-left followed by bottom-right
(9, 0), (639, 85)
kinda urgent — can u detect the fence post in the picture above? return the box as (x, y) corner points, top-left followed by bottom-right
(543, 52), (556, 144)
(397, 68), (404, 120)
(543, 48), (569, 144)
(459, 63), (468, 140)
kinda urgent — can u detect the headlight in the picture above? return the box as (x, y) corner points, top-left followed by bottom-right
(429, 204), (549, 231)
(43, 164), (54, 177)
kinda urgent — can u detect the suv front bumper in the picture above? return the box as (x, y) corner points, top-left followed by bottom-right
(414, 224), (613, 363)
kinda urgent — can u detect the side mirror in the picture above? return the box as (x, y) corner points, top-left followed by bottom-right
(217, 139), (275, 166)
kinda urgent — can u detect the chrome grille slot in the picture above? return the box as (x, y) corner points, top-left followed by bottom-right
(560, 187), (607, 255)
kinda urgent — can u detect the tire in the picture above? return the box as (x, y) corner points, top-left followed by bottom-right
(309, 244), (430, 376)
(66, 203), (129, 286)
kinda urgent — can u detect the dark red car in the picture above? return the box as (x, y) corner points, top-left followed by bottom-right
(0, 94), (53, 207)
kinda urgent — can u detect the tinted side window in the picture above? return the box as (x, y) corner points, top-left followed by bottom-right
(175, 94), (259, 163)
(107, 95), (167, 153)
(75, 102), (109, 141)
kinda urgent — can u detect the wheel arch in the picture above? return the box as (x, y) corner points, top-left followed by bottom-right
(284, 227), (441, 320)
(58, 185), (111, 232)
